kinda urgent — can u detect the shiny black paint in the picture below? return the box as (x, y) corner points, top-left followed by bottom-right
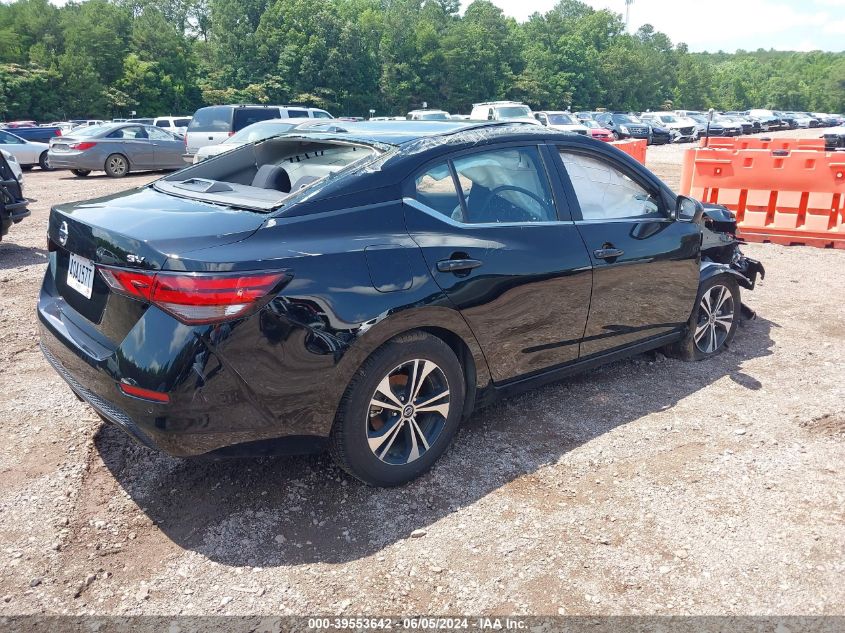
(38, 126), (732, 458)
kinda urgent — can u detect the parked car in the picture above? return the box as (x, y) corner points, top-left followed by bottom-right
(646, 123), (672, 145)
(153, 116), (192, 138)
(773, 111), (798, 129)
(37, 120), (764, 486)
(48, 123), (185, 177)
(746, 110), (783, 131)
(469, 101), (535, 123)
(3, 124), (63, 144)
(185, 104), (334, 158)
(0, 129), (52, 170)
(581, 119), (614, 142)
(192, 119), (342, 163)
(127, 118), (155, 126)
(0, 149), (29, 242)
(812, 113), (840, 127)
(712, 115), (743, 136)
(69, 120), (105, 129)
(594, 112), (651, 141)
(687, 114), (726, 138)
(785, 112), (819, 128)
(639, 112), (697, 142)
(720, 114), (754, 135)
(533, 111), (589, 135)
(407, 109), (451, 121)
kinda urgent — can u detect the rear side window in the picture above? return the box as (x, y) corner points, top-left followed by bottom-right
(108, 126), (148, 139)
(155, 120), (171, 127)
(232, 108), (282, 131)
(188, 107), (232, 132)
(174, 118), (191, 127)
(312, 110), (332, 119)
(558, 151), (662, 220)
(285, 109), (310, 119)
(414, 163), (461, 220)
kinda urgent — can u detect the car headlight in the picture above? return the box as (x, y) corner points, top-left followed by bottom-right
(620, 125), (629, 134)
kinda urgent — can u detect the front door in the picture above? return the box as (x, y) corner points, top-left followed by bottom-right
(554, 147), (701, 358)
(404, 144), (593, 383)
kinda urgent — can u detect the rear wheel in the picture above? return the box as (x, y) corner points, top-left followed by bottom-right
(71, 169), (91, 177)
(104, 153), (129, 178)
(329, 331), (465, 486)
(668, 275), (740, 361)
(39, 151), (53, 171)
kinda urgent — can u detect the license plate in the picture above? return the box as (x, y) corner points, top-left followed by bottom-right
(66, 253), (95, 299)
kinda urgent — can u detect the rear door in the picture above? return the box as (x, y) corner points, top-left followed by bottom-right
(147, 126), (185, 169)
(106, 126), (155, 168)
(553, 144), (700, 358)
(404, 143), (593, 383)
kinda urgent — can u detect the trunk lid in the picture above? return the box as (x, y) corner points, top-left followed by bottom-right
(47, 185), (268, 336)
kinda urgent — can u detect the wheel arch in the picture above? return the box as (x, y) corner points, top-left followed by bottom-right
(335, 306), (492, 421)
(700, 261), (753, 290)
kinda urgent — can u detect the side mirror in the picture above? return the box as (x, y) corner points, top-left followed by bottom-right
(676, 195), (704, 223)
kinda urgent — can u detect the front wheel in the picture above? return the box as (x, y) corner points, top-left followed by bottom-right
(329, 331), (465, 486)
(668, 275), (740, 361)
(104, 153), (129, 178)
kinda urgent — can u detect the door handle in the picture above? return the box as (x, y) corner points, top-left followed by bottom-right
(437, 258), (483, 273)
(593, 247), (624, 260)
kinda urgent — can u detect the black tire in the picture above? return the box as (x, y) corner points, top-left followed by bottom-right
(668, 275), (741, 361)
(104, 153), (129, 178)
(612, 131), (620, 141)
(71, 169), (91, 177)
(39, 151), (53, 171)
(21, 165), (33, 171)
(329, 331), (465, 487)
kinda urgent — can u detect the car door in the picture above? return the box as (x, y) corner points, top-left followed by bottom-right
(403, 143), (594, 384)
(107, 126), (155, 168)
(0, 130), (38, 165)
(147, 126), (185, 169)
(553, 145), (700, 358)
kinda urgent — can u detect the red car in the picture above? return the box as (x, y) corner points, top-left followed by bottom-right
(582, 120), (614, 142)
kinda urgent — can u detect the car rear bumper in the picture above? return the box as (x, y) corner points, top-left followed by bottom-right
(37, 276), (328, 457)
(47, 151), (102, 171)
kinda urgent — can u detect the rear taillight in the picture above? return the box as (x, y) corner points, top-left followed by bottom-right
(56, 130), (62, 137)
(119, 382), (170, 403)
(227, 131), (235, 137)
(70, 142), (96, 150)
(99, 268), (290, 324)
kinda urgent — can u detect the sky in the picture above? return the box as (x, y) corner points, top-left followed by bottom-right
(471, 0), (845, 53)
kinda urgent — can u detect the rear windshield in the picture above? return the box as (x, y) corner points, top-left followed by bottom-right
(154, 139), (380, 212)
(233, 108), (282, 131)
(225, 121), (296, 144)
(188, 107), (233, 132)
(547, 114), (576, 125)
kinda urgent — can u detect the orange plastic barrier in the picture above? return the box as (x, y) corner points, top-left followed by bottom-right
(610, 138), (647, 165)
(700, 136), (826, 151)
(680, 147), (845, 249)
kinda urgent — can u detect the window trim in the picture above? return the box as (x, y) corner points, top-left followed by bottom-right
(407, 142), (571, 227)
(552, 145), (670, 223)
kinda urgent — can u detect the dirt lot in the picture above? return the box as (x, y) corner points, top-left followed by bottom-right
(1, 130), (843, 617)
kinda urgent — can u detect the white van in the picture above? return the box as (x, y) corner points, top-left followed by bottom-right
(184, 105), (334, 157)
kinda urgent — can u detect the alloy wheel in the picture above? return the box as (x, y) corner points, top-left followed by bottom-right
(694, 284), (734, 354)
(107, 155), (127, 176)
(366, 359), (450, 466)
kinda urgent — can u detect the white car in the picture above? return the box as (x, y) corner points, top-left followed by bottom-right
(154, 116), (192, 138)
(533, 111), (589, 136)
(1, 149), (24, 192)
(640, 112), (697, 142)
(192, 118), (336, 163)
(407, 109), (451, 121)
(469, 101), (537, 124)
(0, 129), (50, 170)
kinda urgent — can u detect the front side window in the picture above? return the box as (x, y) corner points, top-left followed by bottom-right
(0, 131), (25, 144)
(559, 151), (662, 220)
(413, 147), (556, 224)
(108, 126), (147, 139)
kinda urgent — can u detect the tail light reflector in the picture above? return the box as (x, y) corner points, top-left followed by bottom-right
(69, 142), (97, 151)
(119, 383), (170, 403)
(99, 268), (290, 324)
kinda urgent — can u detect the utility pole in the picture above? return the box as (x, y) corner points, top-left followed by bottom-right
(625, 0), (633, 30)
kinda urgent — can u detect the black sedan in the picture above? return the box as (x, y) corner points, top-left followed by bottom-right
(38, 122), (764, 486)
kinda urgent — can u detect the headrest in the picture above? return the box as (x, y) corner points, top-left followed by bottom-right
(252, 165), (291, 192)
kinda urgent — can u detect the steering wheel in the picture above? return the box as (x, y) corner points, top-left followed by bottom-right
(483, 184), (551, 221)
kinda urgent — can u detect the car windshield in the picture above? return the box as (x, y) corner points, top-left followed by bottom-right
(547, 114), (576, 125)
(496, 106), (531, 118)
(416, 112), (449, 120)
(659, 115), (679, 123)
(224, 121), (297, 144)
(613, 114), (641, 123)
(582, 120), (600, 129)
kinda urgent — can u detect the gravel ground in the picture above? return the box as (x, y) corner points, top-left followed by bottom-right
(0, 130), (843, 617)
